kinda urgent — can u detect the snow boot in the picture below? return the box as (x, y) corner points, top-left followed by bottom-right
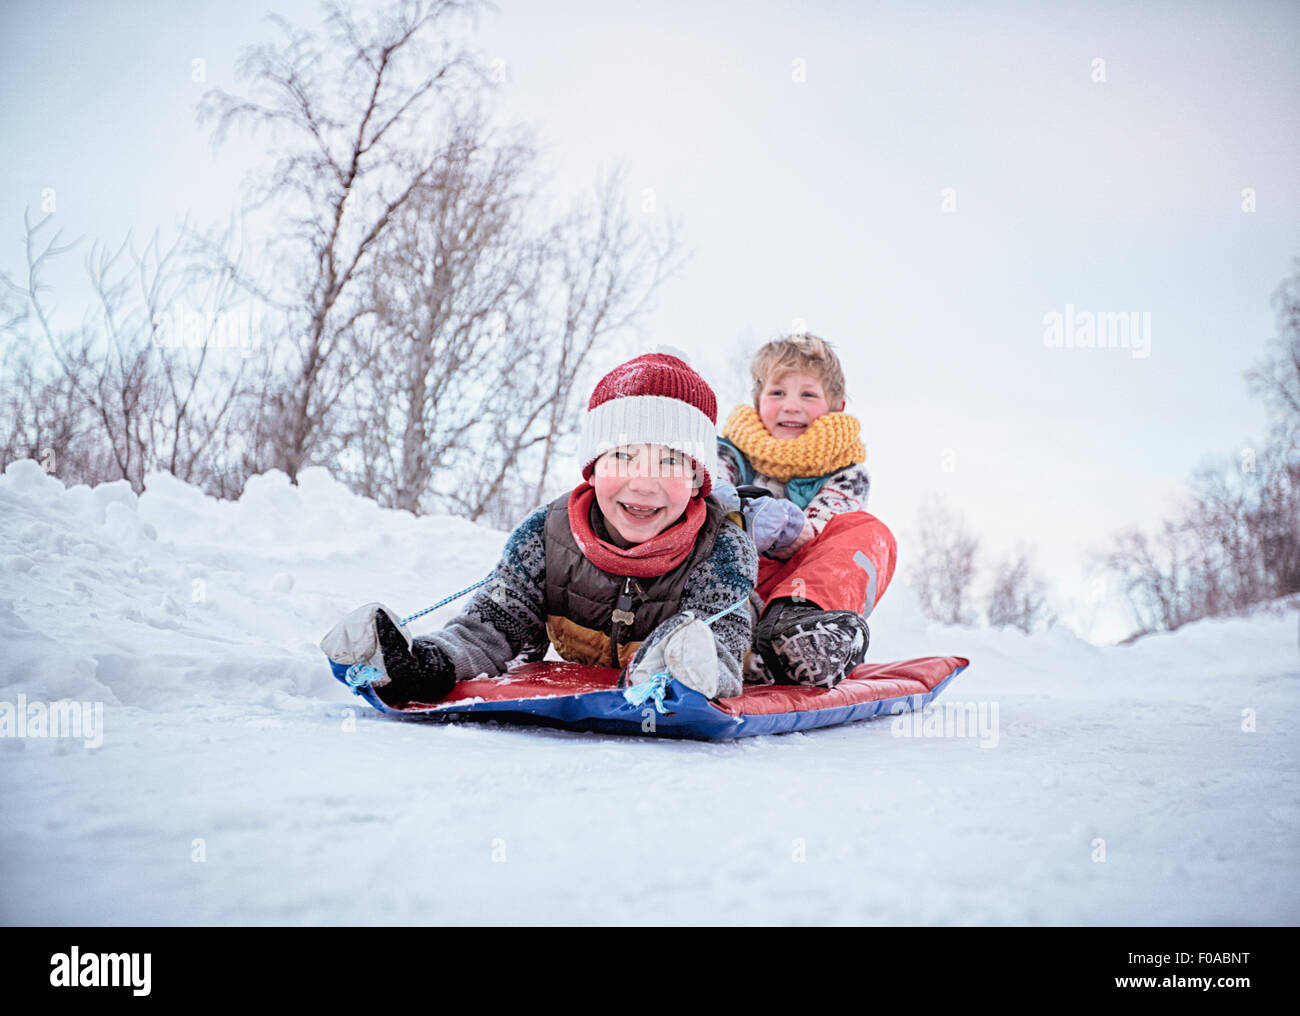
(373, 609), (456, 706)
(755, 597), (870, 688)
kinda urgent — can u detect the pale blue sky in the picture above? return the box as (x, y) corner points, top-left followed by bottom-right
(3, 0), (1298, 641)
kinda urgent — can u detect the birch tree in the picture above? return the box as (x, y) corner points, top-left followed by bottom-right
(196, 0), (485, 482)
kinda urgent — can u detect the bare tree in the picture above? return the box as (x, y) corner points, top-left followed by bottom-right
(1100, 260), (1300, 639)
(1248, 257), (1300, 441)
(985, 545), (1054, 633)
(334, 108), (540, 512)
(0, 320), (91, 480)
(1104, 441), (1300, 637)
(912, 494), (981, 626)
(0, 217), (96, 482)
(1182, 459), (1268, 613)
(196, 0), (486, 483)
(1245, 259), (1300, 597)
(3, 212), (250, 494)
(1104, 521), (1194, 635)
(1238, 438), (1300, 600)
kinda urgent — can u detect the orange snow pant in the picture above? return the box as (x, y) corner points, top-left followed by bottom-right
(756, 511), (898, 618)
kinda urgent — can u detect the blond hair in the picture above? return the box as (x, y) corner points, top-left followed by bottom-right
(749, 333), (847, 410)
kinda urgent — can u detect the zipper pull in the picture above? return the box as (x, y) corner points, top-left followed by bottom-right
(611, 577), (642, 669)
(612, 576), (638, 626)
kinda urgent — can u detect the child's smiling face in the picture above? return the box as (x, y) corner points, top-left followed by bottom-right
(592, 443), (697, 543)
(758, 370), (845, 439)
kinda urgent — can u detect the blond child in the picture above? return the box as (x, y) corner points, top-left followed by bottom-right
(717, 334), (897, 687)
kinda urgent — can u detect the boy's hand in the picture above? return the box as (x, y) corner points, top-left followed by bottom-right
(320, 603), (454, 704)
(745, 498), (805, 555)
(372, 610), (455, 705)
(320, 602), (408, 675)
(626, 613), (720, 699)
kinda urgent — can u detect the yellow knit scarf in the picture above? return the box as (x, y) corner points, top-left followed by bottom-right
(721, 405), (865, 482)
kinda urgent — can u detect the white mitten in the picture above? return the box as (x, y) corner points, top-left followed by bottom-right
(319, 602), (409, 686)
(627, 614), (720, 699)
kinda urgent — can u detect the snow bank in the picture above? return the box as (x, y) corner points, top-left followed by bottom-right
(0, 459), (508, 710)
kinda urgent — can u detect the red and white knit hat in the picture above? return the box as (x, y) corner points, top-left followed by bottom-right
(580, 352), (719, 497)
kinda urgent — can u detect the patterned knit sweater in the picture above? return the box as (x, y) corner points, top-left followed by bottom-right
(412, 499), (758, 699)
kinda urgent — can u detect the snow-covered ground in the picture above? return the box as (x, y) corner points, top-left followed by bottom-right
(1, 458), (1296, 925)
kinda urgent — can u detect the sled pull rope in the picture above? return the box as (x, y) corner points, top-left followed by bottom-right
(399, 576), (493, 627)
(703, 593), (749, 627)
(624, 672), (673, 713)
(343, 662), (383, 691)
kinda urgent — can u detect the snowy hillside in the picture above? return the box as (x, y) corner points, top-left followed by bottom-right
(1, 459), (1296, 925)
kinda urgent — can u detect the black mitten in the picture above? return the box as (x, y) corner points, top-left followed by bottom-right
(373, 610), (456, 706)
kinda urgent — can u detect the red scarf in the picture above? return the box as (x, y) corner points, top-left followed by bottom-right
(567, 482), (707, 577)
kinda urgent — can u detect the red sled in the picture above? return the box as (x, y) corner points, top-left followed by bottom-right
(331, 655), (970, 740)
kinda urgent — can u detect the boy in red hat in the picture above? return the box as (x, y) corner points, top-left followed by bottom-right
(322, 353), (757, 703)
(717, 333), (898, 687)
